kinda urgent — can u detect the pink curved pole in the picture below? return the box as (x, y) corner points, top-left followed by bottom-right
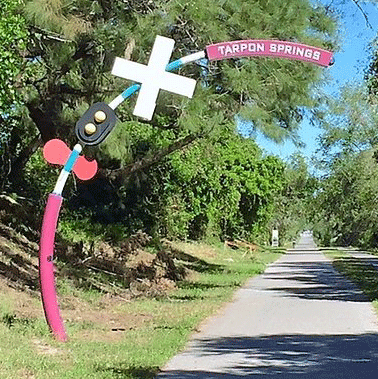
(39, 193), (67, 342)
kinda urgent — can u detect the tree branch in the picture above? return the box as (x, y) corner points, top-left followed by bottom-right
(101, 133), (204, 181)
(351, 0), (373, 29)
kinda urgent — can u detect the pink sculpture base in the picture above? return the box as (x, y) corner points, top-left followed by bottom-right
(39, 193), (67, 342)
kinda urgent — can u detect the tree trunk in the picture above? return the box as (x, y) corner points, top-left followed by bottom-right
(10, 135), (43, 181)
(26, 102), (59, 143)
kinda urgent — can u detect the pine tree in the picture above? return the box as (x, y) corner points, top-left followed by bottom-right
(2, 0), (336, 202)
(0, 0), (342, 242)
(17, 0), (336, 163)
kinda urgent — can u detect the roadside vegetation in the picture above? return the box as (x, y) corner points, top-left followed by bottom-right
(323, 249), (378, 314)
(0, 240), (283, 379)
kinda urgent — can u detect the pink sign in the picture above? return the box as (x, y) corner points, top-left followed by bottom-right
(206, 40), (333, 67)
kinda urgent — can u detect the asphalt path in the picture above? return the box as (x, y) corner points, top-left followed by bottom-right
(156, 232), (378, 378)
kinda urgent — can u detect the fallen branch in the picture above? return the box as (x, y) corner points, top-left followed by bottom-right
(224, 240), (258, 253)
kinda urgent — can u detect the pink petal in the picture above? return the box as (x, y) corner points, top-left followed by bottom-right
(43, 139), (70, 165)
(73, 156), (98, 181)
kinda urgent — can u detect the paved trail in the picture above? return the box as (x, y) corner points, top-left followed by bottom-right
(156, 232), (378, 378)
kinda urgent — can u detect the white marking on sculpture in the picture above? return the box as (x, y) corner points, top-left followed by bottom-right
(111, 35), (197, 120)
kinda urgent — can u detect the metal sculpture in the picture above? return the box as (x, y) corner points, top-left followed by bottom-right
(39, 35), (333, 341)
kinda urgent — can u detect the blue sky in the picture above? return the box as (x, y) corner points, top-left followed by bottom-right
(253, 1), (378, 163)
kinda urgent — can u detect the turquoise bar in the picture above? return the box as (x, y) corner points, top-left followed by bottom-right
(64, 149), (80, 172)
(121, 84), (141, 99)
(166, 59), (183, 71)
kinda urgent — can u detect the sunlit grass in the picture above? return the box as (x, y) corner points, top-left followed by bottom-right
(323, 249), (378, 315)
(0, 243), (283, 379)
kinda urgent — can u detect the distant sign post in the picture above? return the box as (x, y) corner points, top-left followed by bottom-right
(272, 229), (279, 247)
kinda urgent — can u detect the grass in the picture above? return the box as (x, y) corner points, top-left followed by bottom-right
(0, 242), (284, 379)
(323, 249), (378, 314)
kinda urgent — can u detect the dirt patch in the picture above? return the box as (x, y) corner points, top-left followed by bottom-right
(18, 368), (36, 379)
(0, 280), (43, 319)
(0, 280), (156, 343)
(0, 228), (206, 343)
(62, 294), (154, 342)
(166, 240), (218, 260)
(56, 232), (187, 299)
(32, 338), (65, 356)
(70, 311), (154, 342)
(127, 250), (155, 268)
(0, 225), (191, 300)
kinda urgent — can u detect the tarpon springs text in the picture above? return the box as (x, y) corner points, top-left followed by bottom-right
(217, 42), (320, 61)
(206, 40), (333, 67)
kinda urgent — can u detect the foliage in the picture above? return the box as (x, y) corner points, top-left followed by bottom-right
(0, 0), (27, 113)
(153, 126), (286, 241)
(0, 0), (30, 188)
(70, 122), (286, 243)
(0, 0), (338, 246)
(312, 149), (378, 248)
(144, 0), (337, 139)
(310, 0), (378, 249)
(16, 0), (337, 156)
(316, 85), (378, 163)
(311, 85), (378, 248)
(270, 153), (318, 245)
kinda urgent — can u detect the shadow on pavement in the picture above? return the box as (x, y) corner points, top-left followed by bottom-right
(264, 261), (368, 302)
(157, 333), (378, 378)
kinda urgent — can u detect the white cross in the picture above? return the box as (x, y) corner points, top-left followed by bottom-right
(111, 35), (197, 120)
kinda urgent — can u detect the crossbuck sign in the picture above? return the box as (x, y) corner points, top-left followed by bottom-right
(112, 35), (197, 120)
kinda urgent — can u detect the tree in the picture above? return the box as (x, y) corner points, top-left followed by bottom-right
(0, 0), (339, 244)
(12, 0), (337, 181)
(159, 126), (286, 241)
(269, 153), (318, 244)
(0, 0), (29, 188)
(313, 85), (378, 174)
(311, 84), (378, 248)
(85, 123), (285, 242)
(312, 150), (378, 248)
(309, 0), (378, 248)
